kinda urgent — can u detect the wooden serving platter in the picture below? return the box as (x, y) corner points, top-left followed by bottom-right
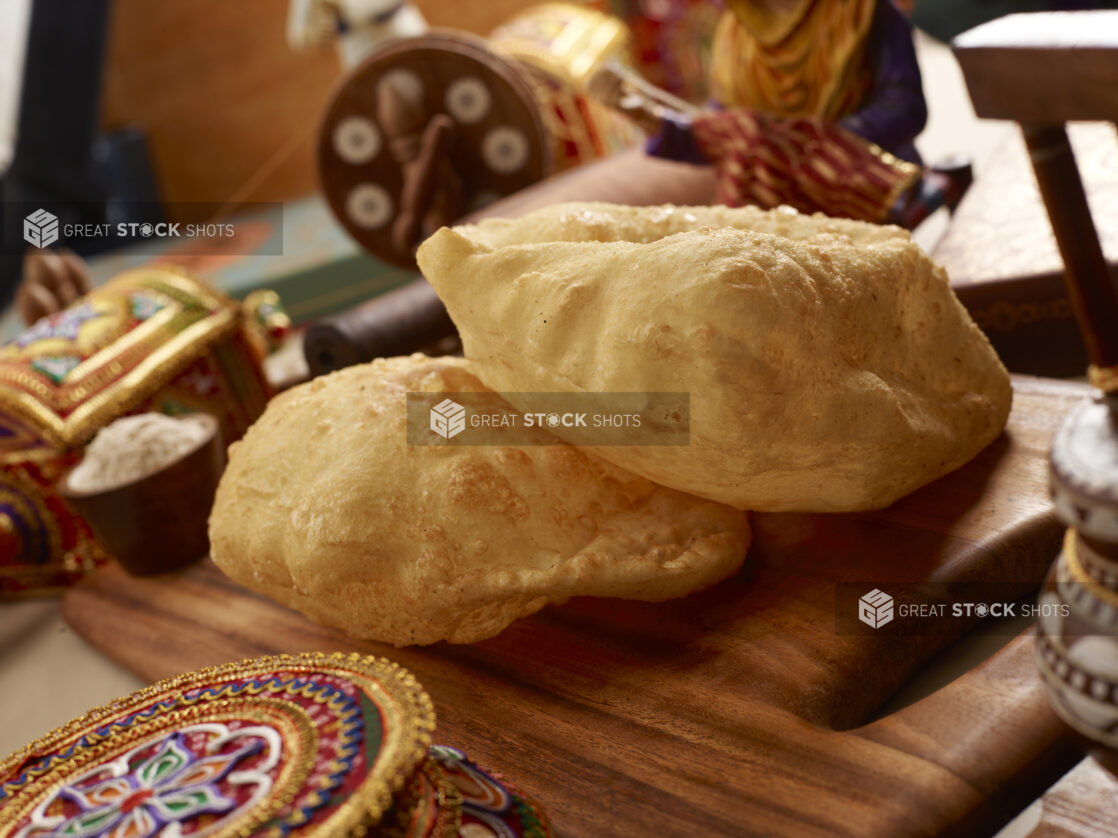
(62, 376), (1098, 836)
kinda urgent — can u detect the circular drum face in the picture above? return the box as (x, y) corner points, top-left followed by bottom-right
(318, 31), (551, 268)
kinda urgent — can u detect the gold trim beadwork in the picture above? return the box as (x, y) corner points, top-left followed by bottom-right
(0, 652), (436, 838)
(1064, 527), (1118, 609)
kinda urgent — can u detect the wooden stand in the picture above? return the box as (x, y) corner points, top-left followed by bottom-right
(933, 124), (1118, 378)
(954, 10), (1118, 387)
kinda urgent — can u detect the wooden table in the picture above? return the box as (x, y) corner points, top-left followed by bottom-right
(63, 376), (1105, 837)
(934, 124), (1118, 378)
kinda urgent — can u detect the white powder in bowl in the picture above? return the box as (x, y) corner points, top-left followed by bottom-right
(68, 413), (213, 493)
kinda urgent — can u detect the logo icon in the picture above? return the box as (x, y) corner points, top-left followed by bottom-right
(430, 398), (466, 440)
(858, 588), (894, 629)
(23, 209), (59, 248)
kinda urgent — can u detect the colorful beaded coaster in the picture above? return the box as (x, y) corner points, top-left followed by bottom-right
(0, 653), (553, 838)
(0, 652), (436, 837)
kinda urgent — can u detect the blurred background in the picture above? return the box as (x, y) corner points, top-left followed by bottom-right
(0, 0), (545, 319)
(0, 0), (1110, 317)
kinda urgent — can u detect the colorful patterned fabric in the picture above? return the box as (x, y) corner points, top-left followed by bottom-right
(712, 0), (877, 121)
(590, 0), (721, 104)
(0, 268), (264, 449)
(691, 107), (920, 222)
(0, 267), (272, 597)
(0, 445), (105, 596)
(381, 759), (461, 838)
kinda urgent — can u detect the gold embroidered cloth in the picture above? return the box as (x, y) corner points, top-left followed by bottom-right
(692, 107), (919, 221)
(0, 268), (271, 597)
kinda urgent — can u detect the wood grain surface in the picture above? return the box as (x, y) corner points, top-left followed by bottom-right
(102, 0), (341, 222)
(62, 377), (1098, 836)
(932, 124), (1118, 377)
(953, 11), (1118, 125)
(1026, 758), (1118, 837)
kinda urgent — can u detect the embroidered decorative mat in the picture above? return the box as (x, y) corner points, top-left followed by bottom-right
(0, 652), (551, 838)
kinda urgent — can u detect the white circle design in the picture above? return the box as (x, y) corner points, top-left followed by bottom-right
(445, 77), (491, 124)
(333, 116), (381, 165)
(482, 126), (529, 174)
(345, 183), (393, 230)
(378, 68), (425, 107)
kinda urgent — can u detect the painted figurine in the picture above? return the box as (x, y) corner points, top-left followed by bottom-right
(591, 0), (962, 227)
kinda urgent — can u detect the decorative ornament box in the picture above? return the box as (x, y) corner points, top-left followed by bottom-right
(0, 267), (274, 597)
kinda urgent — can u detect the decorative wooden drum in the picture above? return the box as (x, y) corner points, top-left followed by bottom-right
(318, 31), (551, 269)
(317, 5), (638, 268)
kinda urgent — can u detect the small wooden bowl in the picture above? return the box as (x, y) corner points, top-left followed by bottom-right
(59, 414), (226, 576)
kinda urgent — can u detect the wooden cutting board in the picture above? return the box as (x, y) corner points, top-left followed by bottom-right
(63, 376), (1094, 837)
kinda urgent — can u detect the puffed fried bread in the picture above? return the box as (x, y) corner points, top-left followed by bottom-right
(417, 202), (1012, 512)
(209, 354), (750, 645)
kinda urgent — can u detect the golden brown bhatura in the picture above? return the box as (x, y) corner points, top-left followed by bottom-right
(417, 202), (1012, 512)
(209, 354), (750, 645)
